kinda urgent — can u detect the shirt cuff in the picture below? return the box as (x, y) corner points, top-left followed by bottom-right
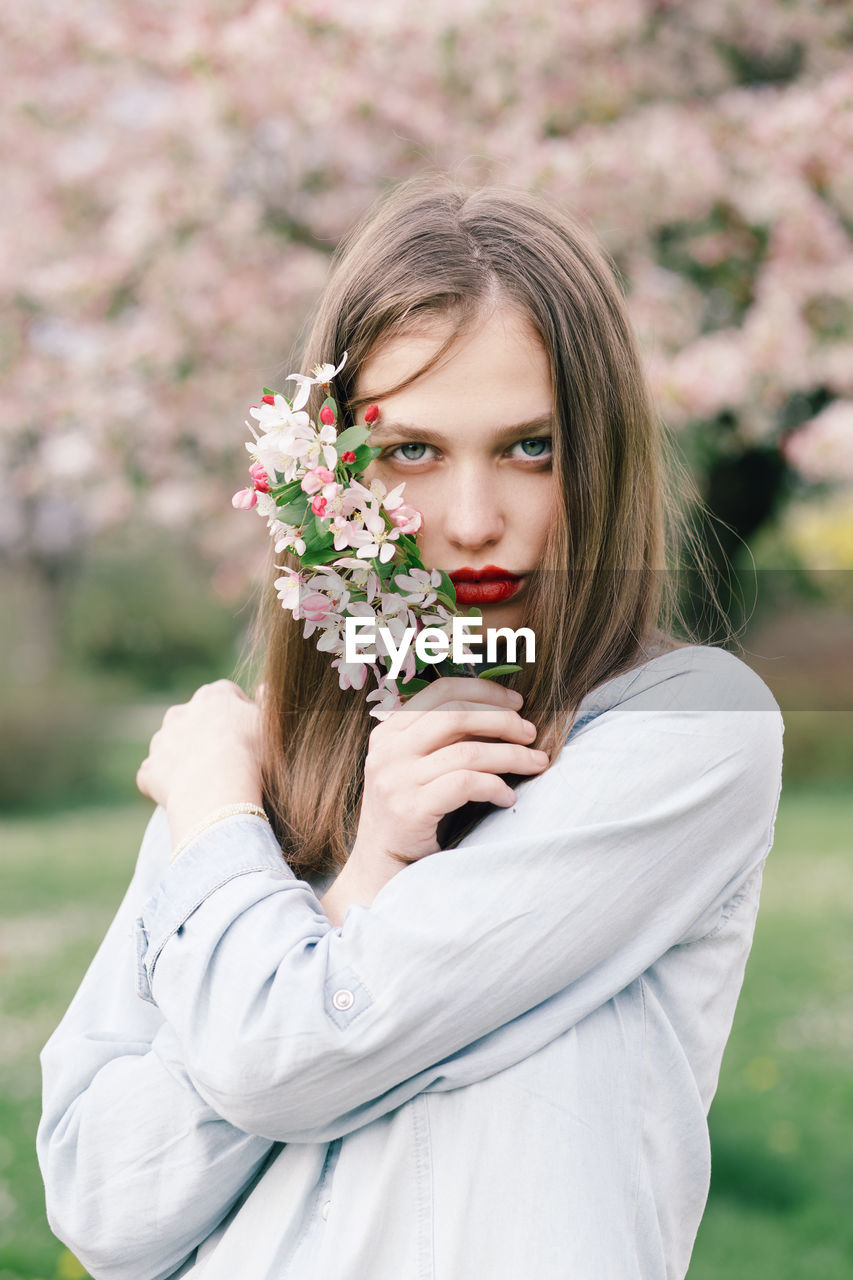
(134, 815), (295, 1005)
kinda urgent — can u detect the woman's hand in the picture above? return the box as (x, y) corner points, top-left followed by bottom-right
(326, 678), (549, 917)
(136, 680), (264, 849)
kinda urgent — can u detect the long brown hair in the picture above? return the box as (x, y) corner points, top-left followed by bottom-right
(245, 176), (724, 880)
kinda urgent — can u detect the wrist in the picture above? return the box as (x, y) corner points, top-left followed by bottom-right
(320, 846), (402, 927)
(166, 785), (264, 852)
(167, 801), (269, 864)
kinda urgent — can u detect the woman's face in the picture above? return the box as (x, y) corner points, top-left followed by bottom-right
(355, 305), (559, 635)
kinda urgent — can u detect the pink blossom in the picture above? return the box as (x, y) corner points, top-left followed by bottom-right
(331, 655), (370, 692)
(348, 524), (401, 562)
(390, 503), (422, 533)
(297, 591), (336, 622)
(784, 400), (853, 483)
(393, 567), (442, 605)
(379, 482), (407, 512)
(366, 676), (403, 721)
(232, 488), (257, 509)
(6, 0), (853, 581)
(273, 526), (307, 556)
(273, 569), (304, 613)
(418, 605), (456, 629)
(249, 461), (271, 493)
(311, 566), (352, 612)
(330, 558), (381, 602)
(249, 393), (311, 432)
(287, 353), (348, 398)
(301, 465), (336, 494)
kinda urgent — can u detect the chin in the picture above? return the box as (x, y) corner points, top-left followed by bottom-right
(481, 606), (518, 633)
(472, 602), (527, 642)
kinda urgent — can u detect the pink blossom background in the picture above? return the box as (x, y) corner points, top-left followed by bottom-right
(3, 0), (852, 598)
(0, 22), (851, 1272)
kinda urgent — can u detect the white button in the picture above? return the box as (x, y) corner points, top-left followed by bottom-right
(332, 988), (354, 1011)
(321, 1199), (331, 1220)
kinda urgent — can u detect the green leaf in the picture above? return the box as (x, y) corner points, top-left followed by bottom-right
(299, 516), (332, 554)
(394, 536), (424, 569)
(478, 664), (523, 680)
(262, 386), (277, 398)
(334, 424), (368, 454)
(272, 478), (304, 502)
(322, 395), (338, 420)
(437, 571), (457, 605)
(399, 677), (430, 698)
(301, 547), (347, 566)
(352, 443), (381, 469)
(275, 495), (311, 524)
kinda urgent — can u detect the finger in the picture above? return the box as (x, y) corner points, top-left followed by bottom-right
(403, 704), (538, 758)
(135, 758), (152, 799)
(160, 704), (187, 731)
(421, 769), (518, 816)
(191, 679), (250, 702)
(391, 676), (523, 725)
(417, 740), (550, 786)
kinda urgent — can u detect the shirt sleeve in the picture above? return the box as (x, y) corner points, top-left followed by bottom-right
(134, 648), (784, 1144)
(37, 806), (276, 1280)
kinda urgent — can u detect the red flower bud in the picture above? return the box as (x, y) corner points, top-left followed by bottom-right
(311, 495), (327, 516)
(340, 450), (356, 464)
(249, 462), (270, 493)
(319, 405), (336, 426)
(364, 404), (380, 424)
(261, 394), (275, 404)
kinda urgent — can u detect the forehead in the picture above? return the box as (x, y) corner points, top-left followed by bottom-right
(354, 306), (553, 424)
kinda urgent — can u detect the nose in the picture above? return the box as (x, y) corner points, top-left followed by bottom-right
(438, 465), (505, 554)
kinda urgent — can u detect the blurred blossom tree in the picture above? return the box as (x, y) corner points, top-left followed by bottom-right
(2, 0), (852, 642)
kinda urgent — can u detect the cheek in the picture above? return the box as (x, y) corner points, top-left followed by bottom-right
(377, 470), (433, 525)
(522, 476), (560, 553)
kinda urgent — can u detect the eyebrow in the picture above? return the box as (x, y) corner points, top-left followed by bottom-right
(366, 414), (554, 446)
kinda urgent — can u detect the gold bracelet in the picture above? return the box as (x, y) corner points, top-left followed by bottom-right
(169, 803), (270, 865)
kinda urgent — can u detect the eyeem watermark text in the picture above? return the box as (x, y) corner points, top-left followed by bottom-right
(344, 616), (535, 680)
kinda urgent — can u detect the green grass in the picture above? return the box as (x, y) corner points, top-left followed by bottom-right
(0, 803), (152, 1280)
(0, 787), (851, 1279)
(691, 781), (853, 1279)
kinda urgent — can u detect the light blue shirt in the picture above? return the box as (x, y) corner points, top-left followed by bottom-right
(37, 645), (784, 1280)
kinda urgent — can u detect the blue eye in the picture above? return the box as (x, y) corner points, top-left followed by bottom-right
(512, 438), (552, 459)
(390, 442), (434, 462)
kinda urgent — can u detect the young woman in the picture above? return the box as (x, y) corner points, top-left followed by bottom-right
(38, 178), (784, 1280)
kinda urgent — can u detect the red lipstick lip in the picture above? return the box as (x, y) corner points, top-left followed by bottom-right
(448, 564), (522, 583)
(452, 578), (523, 605)
(448, 566), (525, 605)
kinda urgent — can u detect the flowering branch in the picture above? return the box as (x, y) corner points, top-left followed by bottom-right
(233, 352), (519, 718)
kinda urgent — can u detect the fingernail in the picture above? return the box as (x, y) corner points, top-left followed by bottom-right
(509, 690), (524, 705)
